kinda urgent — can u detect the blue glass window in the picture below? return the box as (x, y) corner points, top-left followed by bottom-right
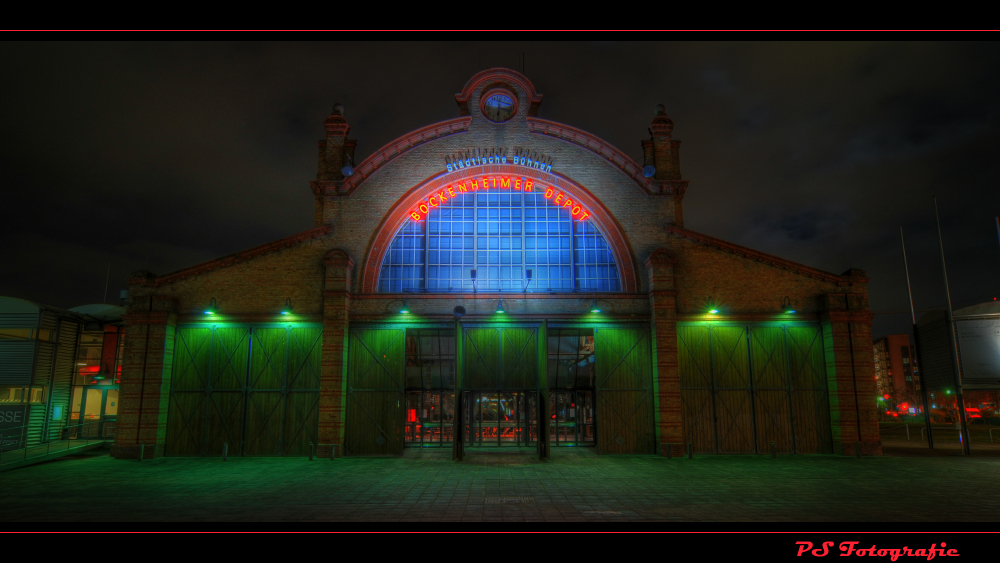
(378, 189), (621, 293)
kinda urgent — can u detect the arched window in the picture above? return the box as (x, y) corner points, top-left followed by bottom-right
(378, 190), (621, 293)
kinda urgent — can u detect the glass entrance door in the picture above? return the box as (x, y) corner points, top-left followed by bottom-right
(71, 386), (118, 438)
(550, 390), (595, 445)
(463, 391), (537, 447)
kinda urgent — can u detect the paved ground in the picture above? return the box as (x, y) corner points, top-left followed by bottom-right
(3, 440), (1000, 522)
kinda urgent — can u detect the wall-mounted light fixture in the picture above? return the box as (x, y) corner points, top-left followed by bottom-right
(204, 297), (218, 315)
(782, 296), (795, 314)
(470, 269), (477, 294)
(642, 154), (656, 178)
(707, 297), (719, 315)
(591, 295), (601, 313)
(281, 297), (293, 315)
(400, 297), (410, 314)
(341, 149), (354, 177)
(495, 296), (505, 314)
(523, 269), (532, 293)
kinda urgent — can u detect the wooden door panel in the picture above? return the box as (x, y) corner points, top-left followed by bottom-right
(346, 328), (405, 455)
(595, 327), (654, 454)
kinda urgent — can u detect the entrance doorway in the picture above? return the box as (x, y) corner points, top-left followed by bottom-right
(463, 391), (538, 447)
(69, 386), (118, 438)
(549, 390), (594, 445)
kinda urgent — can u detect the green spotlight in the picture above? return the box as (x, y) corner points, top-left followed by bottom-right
(709, 309), (719, 314)
(281, 297), (293, 315)
(204, 297), (217, 315)
(591, 296), (601, 313)
(400, 297), (409, 314)
(496, 297), (505, 314)
(782, 296), (795, 314)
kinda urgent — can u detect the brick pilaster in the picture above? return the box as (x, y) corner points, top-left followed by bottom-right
(647, 248), (684, 457)
(821, 289), (882, 456)
(318, 249), (353, 458)
(112, 292), (177, 460)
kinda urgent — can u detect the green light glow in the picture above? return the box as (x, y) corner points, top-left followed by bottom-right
(204, 311), (215, 315)
(709, 309), (719, 314)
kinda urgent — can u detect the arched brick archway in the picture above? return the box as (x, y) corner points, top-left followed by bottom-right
(358, 164), (639, 294)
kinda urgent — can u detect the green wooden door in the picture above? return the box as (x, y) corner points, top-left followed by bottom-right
(594, 327), (654, 454)
(167, 326), (320, 457)
(167, 327), (249, 456)
(346, 328), (405, 455)
(709, 326), (755, 453)
(463, 327), (538, 390)
(678, 325), (715, 453)
(787, 326), (832, 454)
(677, 323), (832, 454)
(749, 327), (793, 453)
(245, 327), (322, 456)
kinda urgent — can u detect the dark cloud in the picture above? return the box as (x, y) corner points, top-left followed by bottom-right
(1, 41), (998, 340)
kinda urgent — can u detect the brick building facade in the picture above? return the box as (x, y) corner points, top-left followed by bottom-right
(113, 68), (880, 460)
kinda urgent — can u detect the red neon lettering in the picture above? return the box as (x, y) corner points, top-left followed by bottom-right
(468, 181), (476, 191)
(563, 198), (574, 208)
(410, 212), (421, 221)
(796, 543), (813, 557)
(554, 193), (564, 205)
(419, 204), (429, 214)
(448, 187), (456, 197)
(500, 177), (511, 189)
(578, 211), (590, 221)
(438, 190), (448, 202)
(544, 188), (553, 198)
(525, 181), (533, 192)
(481, 177), (488, 189)
(429, 196), (438, 207)
(571, 206), (582, 216)
(491, 177), (496, 188)
(514, 179), (522, 191)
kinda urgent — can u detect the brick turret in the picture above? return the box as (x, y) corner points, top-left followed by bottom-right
(642, 105), (689, 226)
(310, 103), (357, 226)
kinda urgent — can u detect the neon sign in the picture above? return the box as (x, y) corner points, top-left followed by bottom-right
(408, 175), (591, 222)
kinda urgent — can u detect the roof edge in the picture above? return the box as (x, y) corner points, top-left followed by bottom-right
(332, 117), (472, 195)
(527, 117), (655, 194)
(134, 225), (332, 287)
(666, 226), (853, 286)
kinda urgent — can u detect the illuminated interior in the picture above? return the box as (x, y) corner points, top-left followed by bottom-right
(403, 327), (597, 447)
(379, 189), (621, 293)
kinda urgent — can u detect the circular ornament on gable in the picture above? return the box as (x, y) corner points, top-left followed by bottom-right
(481, 88), (517, 123)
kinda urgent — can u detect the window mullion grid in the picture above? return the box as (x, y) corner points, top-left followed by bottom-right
(570, 211), (577, 293)
(521, 177), (533, 293)
(423, 213), (430, 294)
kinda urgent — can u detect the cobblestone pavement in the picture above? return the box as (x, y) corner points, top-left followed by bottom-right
(3, 442), (1000, 522)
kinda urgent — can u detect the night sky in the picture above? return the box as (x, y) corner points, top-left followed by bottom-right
(2, 41), (998, 338)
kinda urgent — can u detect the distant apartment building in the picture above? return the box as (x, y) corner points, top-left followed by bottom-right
(872, 334), (922, 417)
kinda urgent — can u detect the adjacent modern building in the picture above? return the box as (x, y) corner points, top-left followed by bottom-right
(0, 297), (124, 451)
(113, 69), (881, 461)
